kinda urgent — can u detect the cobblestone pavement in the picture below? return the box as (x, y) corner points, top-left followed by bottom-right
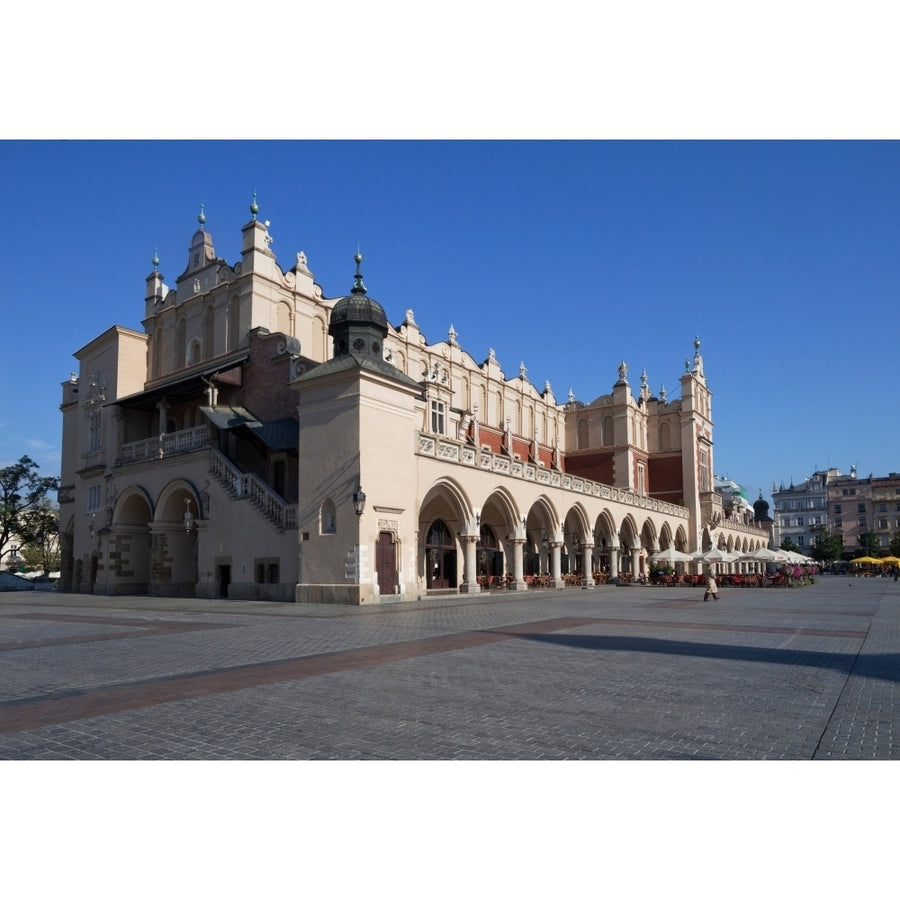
(1, 575), (898, 759)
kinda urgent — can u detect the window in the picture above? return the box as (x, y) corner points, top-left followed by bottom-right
(431, 400), (446, 435)
(255, 558), (280, 584)
(879, 519), (888, 530)
(87, 484), (101, 513)
(858, 503), (866, 514)
(320, 498), (337, 534)
(86, 410), (102, 453)
(637, 462), (646, 496)
(797, 536), (805, 547)
(797, 517), (804, 527)
(835, 516), (842, 527)
(879, 503), (887, 513)
(858, 517), (867, 527)
(834, 504), (842, 514)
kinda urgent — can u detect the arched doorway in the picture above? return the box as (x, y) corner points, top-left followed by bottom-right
(477, 525), (503, 578)
(426, 519), (457, 589)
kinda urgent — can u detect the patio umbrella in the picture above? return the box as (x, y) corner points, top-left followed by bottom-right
(745, 547), (786, 562)
(849, 556), (882, 565)
(693, 547), (740, 563)
(878, 556), (900, 566)
(649, 547), (693, 565)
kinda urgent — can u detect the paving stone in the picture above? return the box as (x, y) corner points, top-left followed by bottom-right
(0, 577), (898, 759)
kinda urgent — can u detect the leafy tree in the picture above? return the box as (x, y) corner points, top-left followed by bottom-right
(0, 456), (60, 569)
(889, 532), (900, 557)
(810, 529), (843, 562)
(858, 531), (881, 557)
(779, 536), (800, 553)
(18, 499), (61, 575)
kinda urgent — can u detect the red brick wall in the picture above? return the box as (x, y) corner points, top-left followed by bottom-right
(649, 455), (683, 504)
(564, 450), (615, 485)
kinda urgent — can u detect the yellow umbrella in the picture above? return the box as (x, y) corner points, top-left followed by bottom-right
(878, 556), (900, 565)
(849, 556), (882, 564)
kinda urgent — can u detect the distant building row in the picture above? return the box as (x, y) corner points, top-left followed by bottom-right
(772, 466), (900, 556)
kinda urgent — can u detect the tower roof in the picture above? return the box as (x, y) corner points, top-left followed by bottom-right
(329, 252), (388, 336)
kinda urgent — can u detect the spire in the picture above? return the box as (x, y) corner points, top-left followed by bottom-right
(198, 202), (206, 230)
(352, 250), (367, 295)
(692, 336), (705, 376)
(152, 247), (160, 273)
(250, 191), (259, 220)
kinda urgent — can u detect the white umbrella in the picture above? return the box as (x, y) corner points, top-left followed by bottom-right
(693, 547), (739, 563)
(743, 547), (785, 562)
(649, 547), (693, 564)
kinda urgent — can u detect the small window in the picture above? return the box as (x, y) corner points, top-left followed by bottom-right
(431, 400), (446, 435)
(320, 498), (337, 534)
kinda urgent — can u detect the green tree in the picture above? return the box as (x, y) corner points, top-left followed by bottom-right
(0, 456), (60, 569)
(858, 531), (881, 557)
(18, 499), (61, 575)
(810, 529), (843, 562)
(889, 532), (900, 557)
(780, 536), (800, 553)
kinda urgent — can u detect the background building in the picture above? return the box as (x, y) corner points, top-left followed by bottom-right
(772, 468), (840, 552)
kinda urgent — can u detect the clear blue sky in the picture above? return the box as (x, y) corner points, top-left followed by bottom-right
(1, 139), (898, 501)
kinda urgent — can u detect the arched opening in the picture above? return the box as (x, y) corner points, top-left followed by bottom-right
(476, 524), (503, 579)
(425, 519), (456, 589)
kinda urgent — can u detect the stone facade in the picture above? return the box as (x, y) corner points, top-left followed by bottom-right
(58, 205), (770, 602)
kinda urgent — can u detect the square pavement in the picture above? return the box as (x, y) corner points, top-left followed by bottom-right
(1, 575), (898, 759)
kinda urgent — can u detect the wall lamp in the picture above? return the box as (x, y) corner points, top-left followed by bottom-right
(353, 484), (367, 517)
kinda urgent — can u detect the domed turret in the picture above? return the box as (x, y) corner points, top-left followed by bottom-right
(753, 491), (773, 523)
(329, 252), (389, 358)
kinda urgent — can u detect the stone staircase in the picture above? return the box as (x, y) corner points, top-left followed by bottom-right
(208, 448), (297, 532)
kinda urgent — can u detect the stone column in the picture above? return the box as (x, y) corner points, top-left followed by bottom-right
(511, 538), (528, 591)
(582, 542), (595, 589)
(550, 541), (563, 588)
(459, 535), (481, 593)
(631, 547), (642, 583)
(609, 545), (620, 583)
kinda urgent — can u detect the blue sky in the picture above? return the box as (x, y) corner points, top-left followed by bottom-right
(1, 139), (898, 502)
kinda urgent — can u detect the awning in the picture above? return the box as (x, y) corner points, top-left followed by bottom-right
(200, 405), (259, 430)
(200, 407), (298, 451)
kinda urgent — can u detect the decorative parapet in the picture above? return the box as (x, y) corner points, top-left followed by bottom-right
(120, 425), (210, 463)
(417, 432), (689, 519)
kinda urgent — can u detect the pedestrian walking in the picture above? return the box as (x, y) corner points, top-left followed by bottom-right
(703, 572), (718, 601)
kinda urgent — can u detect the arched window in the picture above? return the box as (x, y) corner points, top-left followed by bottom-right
(602, 415), (614, 446)
(175, 317), (187, 368)
(226, 298), (240, 351)
(320, 498), (337, 534)
(577, 418), (589, 450)
(204, 305), (215, 359)
(659, 421), (671, 451)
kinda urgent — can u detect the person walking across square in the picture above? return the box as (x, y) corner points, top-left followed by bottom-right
(703, 572), (718, 601)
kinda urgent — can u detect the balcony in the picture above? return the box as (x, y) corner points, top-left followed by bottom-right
(120, 425), (210, 464)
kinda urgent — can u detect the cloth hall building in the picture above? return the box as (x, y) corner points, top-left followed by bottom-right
(58, 205), (771, 602)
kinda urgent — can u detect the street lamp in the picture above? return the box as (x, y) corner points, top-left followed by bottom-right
(352, 484), (366, 517)
(184, 498), (195, 533)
